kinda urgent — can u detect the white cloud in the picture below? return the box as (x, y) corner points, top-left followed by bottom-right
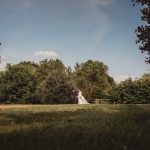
(90, 0), (114, 7)
(0, 55), (8, 71)
(5, 0), (35, 12)
(85, 0), (114, 47)
(20, 0), (34, 9)
(34, 51), (58, 60)
(95, 0), (114, 5)
(19, 0), (34, 7)
(92, 13), (110, 47)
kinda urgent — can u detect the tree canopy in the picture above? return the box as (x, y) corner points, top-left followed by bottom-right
(132, 0), (150, 63)
(36, 60), (73, 104)
(0, 62), (38, 103)
(108, 74), (150, 104)
(73, 60), (114, 102)
(0, 59), (149, 104)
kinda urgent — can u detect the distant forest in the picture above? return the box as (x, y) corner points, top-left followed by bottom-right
(0, 59), (149, 104)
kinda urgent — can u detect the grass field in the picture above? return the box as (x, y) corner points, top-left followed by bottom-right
(0, 104), (150, 150)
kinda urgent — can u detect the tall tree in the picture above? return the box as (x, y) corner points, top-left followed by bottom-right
(73, 60), (114, 102)
(36, 59), (65, 83)
(0, 62), (38, 103)
(108, 74), (150, 104)
(36, 59), (74, 104)
(0, 42), (2, 64)
(37, 68), (73, 104)
(132, 0), (150, 63)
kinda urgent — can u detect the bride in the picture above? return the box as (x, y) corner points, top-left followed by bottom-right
(77, 90), (89, 104)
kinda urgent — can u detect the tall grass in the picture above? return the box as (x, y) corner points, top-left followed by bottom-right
(0, 104), (149, 150)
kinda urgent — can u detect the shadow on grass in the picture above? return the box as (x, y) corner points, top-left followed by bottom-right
(0, 105), (149, 150)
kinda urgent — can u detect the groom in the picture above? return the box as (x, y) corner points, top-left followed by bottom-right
(71, 89), (79, 104)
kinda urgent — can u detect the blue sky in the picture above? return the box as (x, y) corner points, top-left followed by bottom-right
(0, 0), (149, 81)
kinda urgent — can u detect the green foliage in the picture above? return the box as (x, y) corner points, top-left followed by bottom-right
(35, 59), (73, 104)
(0, 59), (149, 104)
(0, 62), (38, 103)
(73, 60), (114, 102)
(108, 74), (150, 104)
(36, 69), (73, 104)
(36, 59), (65, 82)
(132, 0), (150, 63)
(0, 59), (74, 104)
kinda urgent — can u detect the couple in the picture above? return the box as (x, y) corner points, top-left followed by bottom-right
(71, 89), (89, 104)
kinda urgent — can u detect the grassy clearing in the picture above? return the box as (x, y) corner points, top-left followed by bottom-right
(0, 104), (150, 150)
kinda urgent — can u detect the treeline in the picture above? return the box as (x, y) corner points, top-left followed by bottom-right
(0, 59), (149, 104)
(108, 74), (150, 104)
(0, 59), (113, 104)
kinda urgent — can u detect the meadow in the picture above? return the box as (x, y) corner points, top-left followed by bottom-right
(0, 104), (149, 150)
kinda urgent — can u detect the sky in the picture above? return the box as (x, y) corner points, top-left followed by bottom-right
(0, 0), (149, 82)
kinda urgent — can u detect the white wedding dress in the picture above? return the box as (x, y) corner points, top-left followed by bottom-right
(78, 91), (89, 104)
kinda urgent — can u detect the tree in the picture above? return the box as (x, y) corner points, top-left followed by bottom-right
(36, 69), (73, 104)
(108, 74), (150, 104)
(0, 42), (2, 64)
(35, 59), (74, 104)
(73, 60), (114, 102)
(132, 0), (150, 63)
(0, 59), (114, 104)
(36, 59), (66, 83)
(0, 62), (38, 103)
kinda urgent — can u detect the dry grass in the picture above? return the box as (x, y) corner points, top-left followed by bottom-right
(0, 104), (149, 150)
